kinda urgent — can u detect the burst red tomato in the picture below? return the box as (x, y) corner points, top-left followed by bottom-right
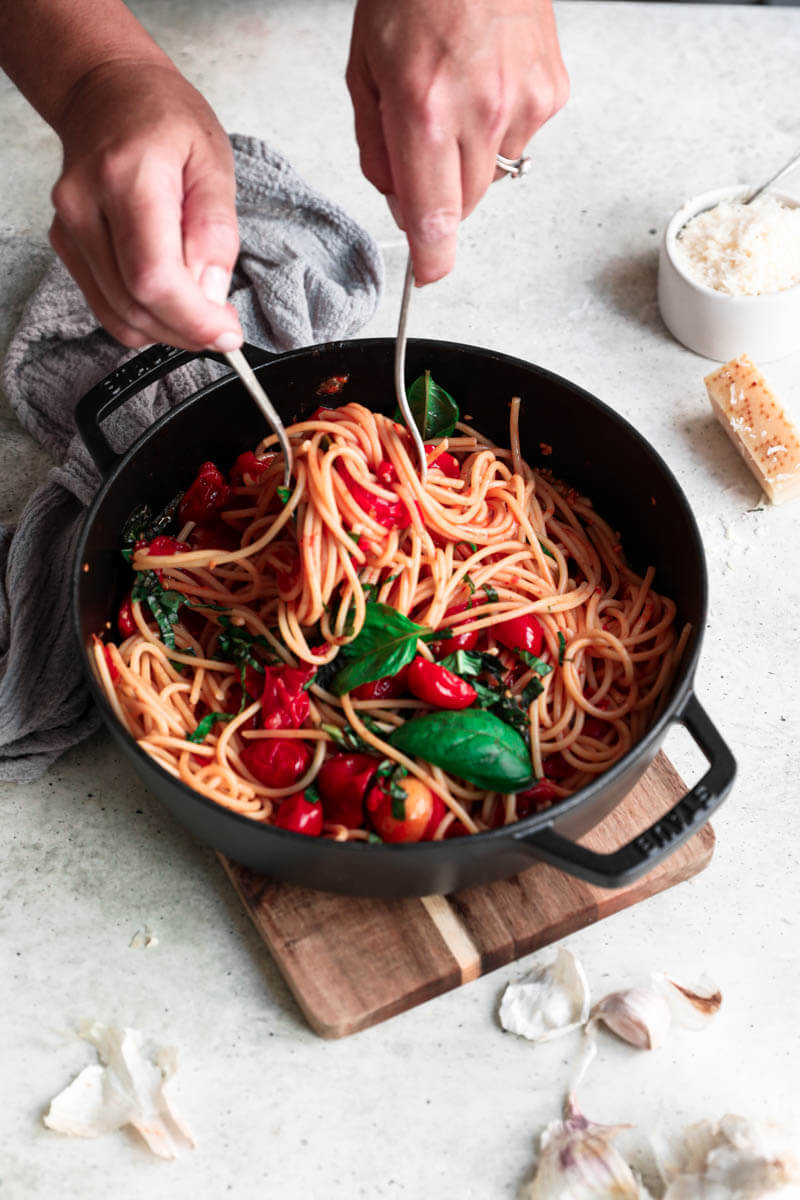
(425, 445), (460, 479)
(316, 752), (379, 827)
(493, 613), (545, 657)
(178, 461), (231, 524)
(351, 663), (411, 702)
(240, 738), (311, 788)
(273, 791), (323, 836)
(229, 450), (274, 485)
(429, 603), (479, 658)
(260, 664), (315, 730)
(515, 778), (558, 817)
(407, 657), (477, 710)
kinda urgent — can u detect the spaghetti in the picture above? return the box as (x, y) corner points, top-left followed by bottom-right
(94, 387), (688, 842)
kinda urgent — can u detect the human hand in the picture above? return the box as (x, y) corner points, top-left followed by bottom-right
(50, 62), (243, 351)
(346, 0), (569, 284)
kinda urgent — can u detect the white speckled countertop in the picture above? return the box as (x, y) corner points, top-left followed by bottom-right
(2, 3), (800, 1196)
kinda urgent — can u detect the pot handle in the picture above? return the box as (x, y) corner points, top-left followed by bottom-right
(513, 693), (735, 888)
(74, 341), (276, 475)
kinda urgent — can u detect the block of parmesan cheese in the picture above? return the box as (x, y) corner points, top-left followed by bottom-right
(704, 354), (800, 504)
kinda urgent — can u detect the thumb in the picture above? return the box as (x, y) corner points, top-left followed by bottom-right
(182, 157), (240, 309)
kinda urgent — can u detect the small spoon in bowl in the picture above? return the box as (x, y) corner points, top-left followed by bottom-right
(744, 148), (800, 205)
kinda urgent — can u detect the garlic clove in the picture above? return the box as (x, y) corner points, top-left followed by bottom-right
(499, 947), (591, 1043)
(652, 973), (722, 1031)
(656, 1113), (800, 1198)
(590, 987), (672, 1050)
(521, 1099), (652, 1199)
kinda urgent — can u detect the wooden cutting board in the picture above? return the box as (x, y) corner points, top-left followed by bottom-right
(219, 753), (713, 1038)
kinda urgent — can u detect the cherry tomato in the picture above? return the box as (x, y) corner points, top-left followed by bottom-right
(229, 450), (274, 485)
(375, 459), (398, 486)
(260, 664), (315, 730)
(515, 778), (559, 817)
(407, 656), (477, 710)
(146, 535), (191, 556)
(316, 752), (380, 827)
(240, 738), (311, 788)
(179, 461), (231, 525)
(367, 776), (436, 843)
(421, 793), (447, 840)
(494, 613), (545, 657)
(351, 663), (411, 702)
(425, 445), (460, 479)
(336, 460), (411, 530)
(429, 603), (479, 658)
(273, 791), (323, 836)
(102, 644), (119, 683)
(117, 594), (136, 637)
(543, 753), (572, 781)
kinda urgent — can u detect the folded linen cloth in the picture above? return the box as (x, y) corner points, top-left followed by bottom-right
(0, 134), (383, 782)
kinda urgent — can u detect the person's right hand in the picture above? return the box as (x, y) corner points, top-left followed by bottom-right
(50, 61), (243, 351)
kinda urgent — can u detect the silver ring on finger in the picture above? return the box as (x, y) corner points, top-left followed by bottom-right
(495, 153), (531, 179)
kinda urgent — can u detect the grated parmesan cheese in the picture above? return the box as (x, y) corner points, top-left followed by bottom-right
(675, 195), (800, 296)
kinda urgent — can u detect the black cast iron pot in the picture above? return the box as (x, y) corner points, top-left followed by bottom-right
(73, 338), (735, 897)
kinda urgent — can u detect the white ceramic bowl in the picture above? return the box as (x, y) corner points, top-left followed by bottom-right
(657, 184), (800, 363)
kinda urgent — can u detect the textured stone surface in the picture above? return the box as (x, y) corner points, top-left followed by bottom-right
(2, 3), (800, 1197)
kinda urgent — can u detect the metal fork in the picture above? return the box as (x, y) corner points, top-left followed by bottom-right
(224, 348), (293, 489)
(394, 253), (428, 482)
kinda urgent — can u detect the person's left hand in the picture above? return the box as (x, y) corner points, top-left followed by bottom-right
(346, 0), (569, 285)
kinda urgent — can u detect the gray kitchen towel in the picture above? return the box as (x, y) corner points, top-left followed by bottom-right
(0, 134), (383, 782)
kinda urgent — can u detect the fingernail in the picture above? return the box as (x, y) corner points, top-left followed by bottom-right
(213, 330), (243, 352)
(201, 265), (231, 306)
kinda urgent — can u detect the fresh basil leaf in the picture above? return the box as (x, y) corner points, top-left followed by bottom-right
(121, 493), (183, 549)
(388, 710), (533, 792)
(438, 649), (504, 681)
(558, 632), (567, 666)
(309, 658), (340, 694)
(331, 602), (431, 695)
(305, 783), (321, 805)
(375, 759), (409, 817)
(216, 616), (270, 671)
(518, 650), (553, 677)
(187, 711), (234, 743)
(366, 832), (383, 844)
(463, 574), (476, 594)
(321, 715), (388, 753)
(539, 539), (555, 560)
(276, 485), (291, 504)
(484, 584), (499, 603)
(361, 581), (379, 602)
(131, 571), (187, 649)
(401, 371), (459, 440)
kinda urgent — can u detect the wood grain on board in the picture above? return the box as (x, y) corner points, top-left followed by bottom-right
(219, 752), (714, 1039)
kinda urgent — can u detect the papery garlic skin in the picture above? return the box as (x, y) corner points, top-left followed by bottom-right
(591, 988), (672, 1051)
(44, 1021), (195, 1159)
(652, 973), (722, 1031)
(521, 1101), (652, 1199)
(500, 947), (591, 1043)
(657, 1114), (800, 1198)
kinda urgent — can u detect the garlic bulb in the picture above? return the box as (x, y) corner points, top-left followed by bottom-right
(652, 973), (722, 1031)
(590, 987), (672, 1050)
(521, 1099), (652, 1199)
(499, 947), (591, 1042)
(657, 1113), (800, 1198)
